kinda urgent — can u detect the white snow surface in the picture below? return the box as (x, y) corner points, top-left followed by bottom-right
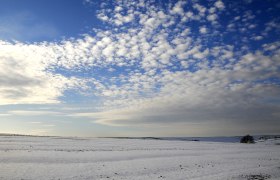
(0, 136), (279, 180)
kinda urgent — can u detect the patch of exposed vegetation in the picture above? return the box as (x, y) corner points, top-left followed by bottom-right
(240, 135), (255, 143)
(240, 174), (271, 180)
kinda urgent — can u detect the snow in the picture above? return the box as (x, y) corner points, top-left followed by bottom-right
(0, 136), (279, 180)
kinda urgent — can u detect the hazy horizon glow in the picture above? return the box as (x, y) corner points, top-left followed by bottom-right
(0, 0), (280, 137)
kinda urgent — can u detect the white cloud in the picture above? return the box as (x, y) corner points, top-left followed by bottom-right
(193, 4), (207, 17)
(171, 1), (186, 16)
(83, 0), (93, 5)
(0, 40), (85, 105)
(199, 27), (207, 34)
(214, 1), (225, 10)
(0, 113), (11, 117)
(9, 110), (62, 116)
(207, 14), (218, 22)
(252, 36), (263, 41)
(28, 122), (42, 124)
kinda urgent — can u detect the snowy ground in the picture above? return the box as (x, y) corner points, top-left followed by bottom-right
(0, 136), (279, 180)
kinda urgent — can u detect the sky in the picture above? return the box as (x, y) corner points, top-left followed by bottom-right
(0, 0), (280, 137)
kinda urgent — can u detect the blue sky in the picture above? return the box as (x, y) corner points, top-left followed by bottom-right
(0, 0), (280, 137)
(0, 0), (102, 42)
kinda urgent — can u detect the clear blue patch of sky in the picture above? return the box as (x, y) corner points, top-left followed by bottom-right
(0, 0), (103, 42)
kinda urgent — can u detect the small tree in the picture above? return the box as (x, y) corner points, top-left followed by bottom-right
(240, 135), (255, 143)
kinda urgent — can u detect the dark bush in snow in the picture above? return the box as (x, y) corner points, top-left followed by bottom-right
(240, 135), (255, 143)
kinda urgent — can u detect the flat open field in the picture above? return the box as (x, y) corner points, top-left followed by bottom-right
(0, 136), (279, 180)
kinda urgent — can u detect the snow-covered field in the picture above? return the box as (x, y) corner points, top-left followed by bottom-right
(0, 135), (279, 180)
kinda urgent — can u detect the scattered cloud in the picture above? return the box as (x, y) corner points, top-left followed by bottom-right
(199, 27), (208, 34)
(214, 1), (225, 10)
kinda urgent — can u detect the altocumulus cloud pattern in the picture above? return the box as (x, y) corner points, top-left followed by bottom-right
(0, 0), (280, 136)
